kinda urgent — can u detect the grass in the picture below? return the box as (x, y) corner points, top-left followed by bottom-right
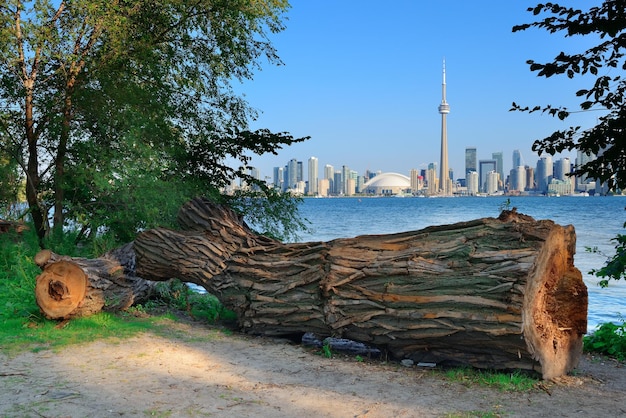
(0, 227), (234, 357)
(442, 367), (538, 392)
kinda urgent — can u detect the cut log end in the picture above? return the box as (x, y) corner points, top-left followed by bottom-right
(523, 224), (588, 379)
(35, 260), (87, 319)
(34, 249), (52, 267)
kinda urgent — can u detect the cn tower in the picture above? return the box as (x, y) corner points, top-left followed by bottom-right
(438, 60), (450, 195)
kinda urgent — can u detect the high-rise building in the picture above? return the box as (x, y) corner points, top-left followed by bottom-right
(324, 164), (334, 180)
(410, 169), (422, 193)
(438, 60), (451, 195)
(467, 171), (479, 195)
(525, 166), (535, 191)
(272, 166), (284, 189)
(536, 156), (553, 193)
(287, 158), (298, 190)
(427, 167), (438, 195)
(478, 160), (496, 193)
(554, 157), (570, 181)
(510, 166), (526, 192)
(318, 178), (330, 197)
(486, 171), (499, 194)
(324, 164), (334, 195)
(575, 150), (595, 191)
(492, 152), (504, 188)
(465, 147), (477, 180)
(341, 165), (351, 195)
(308, 157), (319, 196)
(512, 149), (522, 169)
(333, 171), (342, 195)
(297, 161), (303, 183)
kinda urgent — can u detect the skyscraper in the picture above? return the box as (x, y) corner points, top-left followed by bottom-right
(308, 156), (319, 195)
(287, 158), (298, 190)
(478, 160), (497, 193)
(512, 149), (522, 169)
(492, 152), (504, 188)
(536, 156), (553, 193)
(272, 166), (283, 189)
(438, 60), (451, 195)
(575, 150), (595, 191)
(554, 157), (570, 181)
(465, 147), (477, 180)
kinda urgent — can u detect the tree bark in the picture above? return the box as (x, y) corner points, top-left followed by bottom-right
(34, 243), (156, 319)
(134, 198), (588, 379)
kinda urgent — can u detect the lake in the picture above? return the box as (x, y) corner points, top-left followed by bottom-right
(292, 195), (626, 331)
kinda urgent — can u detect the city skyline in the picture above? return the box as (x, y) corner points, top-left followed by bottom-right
(234, 2), (598, 181)
(257, 146), (588, 197)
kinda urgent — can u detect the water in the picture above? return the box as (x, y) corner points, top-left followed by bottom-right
(292, 195), (626, 332)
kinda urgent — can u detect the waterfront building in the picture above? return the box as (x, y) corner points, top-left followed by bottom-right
(287, 158), (299, 190)
(492, 152), (504, 189)
(324, 164), (334, 180)
(465, 147), (477, 181)
(525, 166), (535, 191)
(297, 161), (303, 183)
(247, 167), (261, 191)
(467, 171), (479, 195)
(272, 166), (284, 189)
(308, 157), (319, 196)
(346, 178), (356, 196)
(548, 178), (573, 195)
(292, 180), (306, 196)
(536, 156), (553, 193)
(575, 150), (595, 191)
(410, 169), (423, 193)
(512, 149), (522, 169)
(554, 157), (571, 181)
(510, 166), (526, 192)
(438, 60), (451, 195)
(478, 159), (496, 193)
(318, 178), (330, 197)
(485, 171), (499, 194)
(341, 165), (351, 195)
(426, 167), (438, 195)
(324, 164), (334, 195)
(333, 171), (342, 195)
(362, 172), (411, 195)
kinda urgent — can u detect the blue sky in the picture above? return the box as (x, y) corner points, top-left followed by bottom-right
(237, 1), (602, 181)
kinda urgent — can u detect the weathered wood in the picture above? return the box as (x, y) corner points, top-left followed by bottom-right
(0, 219), (28, 234)
(34, 243), (156, 319)
(134, 197), (588, 379)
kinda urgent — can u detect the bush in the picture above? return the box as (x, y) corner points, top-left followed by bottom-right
(584, 321), (626, 361)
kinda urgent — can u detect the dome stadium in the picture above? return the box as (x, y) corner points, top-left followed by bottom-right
(362, 172), (411, 195)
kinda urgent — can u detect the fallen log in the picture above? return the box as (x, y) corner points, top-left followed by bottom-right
(0, 218), (28, 234)
(134, 198), (588, 379)
(34, 243), (156, 319)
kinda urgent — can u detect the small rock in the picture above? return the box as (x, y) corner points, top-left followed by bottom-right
(401, 359), (414, 367)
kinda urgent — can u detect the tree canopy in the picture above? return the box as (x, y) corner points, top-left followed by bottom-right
(512, 1), (626, 191)
(514, 1), (626, 286)
(0, 0), (307, 243)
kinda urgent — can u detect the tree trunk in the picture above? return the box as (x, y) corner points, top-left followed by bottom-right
(34, 243), (156, 319)
(134, 198), (588, 379)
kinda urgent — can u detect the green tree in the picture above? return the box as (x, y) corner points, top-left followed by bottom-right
(0, 0), (306, 243)
(0, 147), (21, 213)
(513, 1), (626, 285)
(512, 1), (626, 190)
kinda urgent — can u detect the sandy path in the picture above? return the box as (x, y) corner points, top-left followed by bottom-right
(1, 321), (625, 417)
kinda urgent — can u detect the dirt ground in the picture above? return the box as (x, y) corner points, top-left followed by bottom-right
(1, 320), (625, 418)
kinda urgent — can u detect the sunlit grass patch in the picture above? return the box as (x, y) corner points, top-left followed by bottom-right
(443, 367), (538, 392)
